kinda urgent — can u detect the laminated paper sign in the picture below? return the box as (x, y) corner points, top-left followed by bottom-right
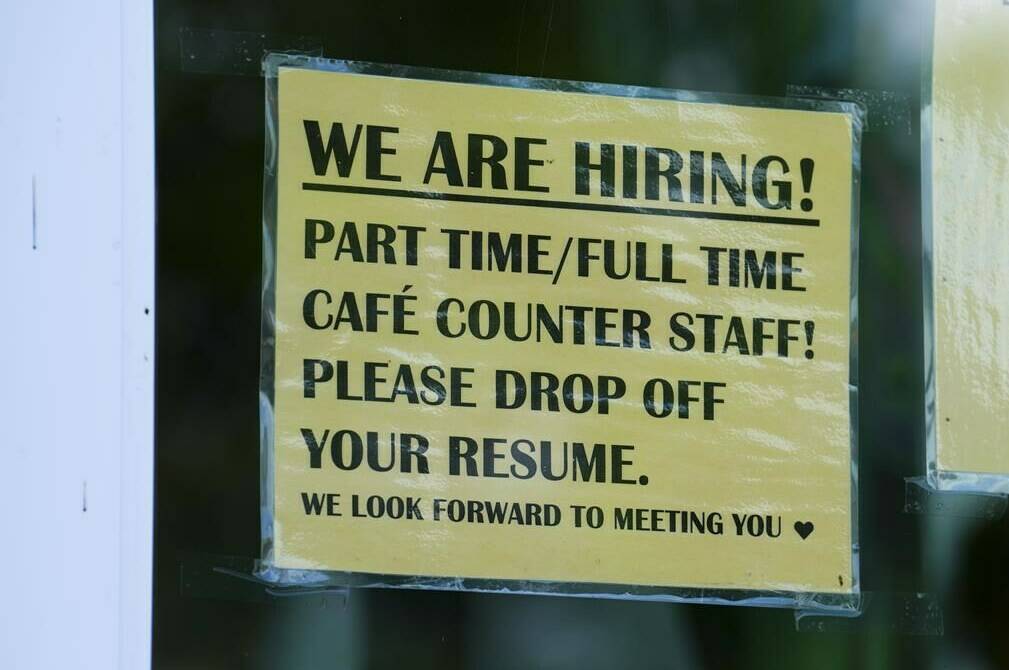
(261, 56), (861, 602)
(926, 0), (1009, 492)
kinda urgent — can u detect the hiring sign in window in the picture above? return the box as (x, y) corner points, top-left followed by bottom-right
(260, 56), (861, 604)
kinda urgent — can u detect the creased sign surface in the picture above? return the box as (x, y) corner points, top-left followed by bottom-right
(268, 65), (858, 594)
(930, 0), (1009, 482)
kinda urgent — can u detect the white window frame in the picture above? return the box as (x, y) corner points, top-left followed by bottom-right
(0, 1), (154, 668)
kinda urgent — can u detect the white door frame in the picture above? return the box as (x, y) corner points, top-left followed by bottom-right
(0, 1), (155, 668)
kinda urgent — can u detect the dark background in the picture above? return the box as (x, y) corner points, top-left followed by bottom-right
(155, 1), (1009, 667)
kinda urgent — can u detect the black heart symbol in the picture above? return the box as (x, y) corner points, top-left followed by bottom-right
(794, 521), (814, 540)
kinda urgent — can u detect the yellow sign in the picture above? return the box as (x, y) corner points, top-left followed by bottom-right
(265, 59), (859, 596)
(928, 0), (1009, 489)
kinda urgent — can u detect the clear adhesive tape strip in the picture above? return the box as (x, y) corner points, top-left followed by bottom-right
(179, 27), (324, 76)
(786, 84), (912, 135)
